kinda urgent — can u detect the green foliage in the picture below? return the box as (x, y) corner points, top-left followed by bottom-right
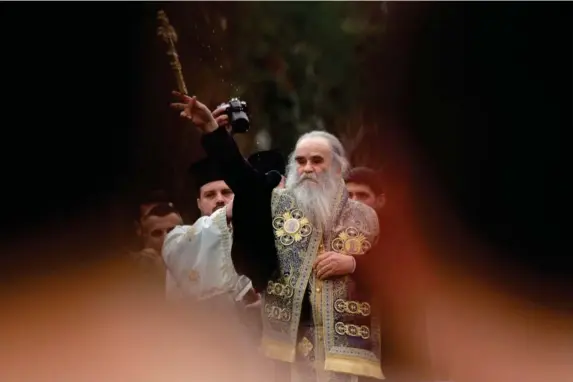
(222, 2), (386, 156)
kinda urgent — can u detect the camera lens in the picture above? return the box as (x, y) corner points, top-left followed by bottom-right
(225, 98), (250, 134)
(231, 113), (250, 133)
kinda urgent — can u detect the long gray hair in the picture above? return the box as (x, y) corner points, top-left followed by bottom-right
(285, 130), (350, 182)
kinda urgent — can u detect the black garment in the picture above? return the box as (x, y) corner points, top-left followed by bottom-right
(247, 149), (286, 176)
(202, 127), (278, 291)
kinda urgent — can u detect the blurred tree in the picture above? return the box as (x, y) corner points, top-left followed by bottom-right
(224, 2), (388, 158)
(136, 2), (389, 220)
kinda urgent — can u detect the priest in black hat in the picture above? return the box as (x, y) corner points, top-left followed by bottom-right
(162, 157), (256, 306)
(190, 156), (235, 216)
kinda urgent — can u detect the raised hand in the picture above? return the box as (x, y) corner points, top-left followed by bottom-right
(170, 91), (218, 133)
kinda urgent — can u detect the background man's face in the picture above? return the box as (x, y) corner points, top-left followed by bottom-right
(346, 182), (385, 210)
(196, 180), (234, 216)
(141, 213), (183, 253)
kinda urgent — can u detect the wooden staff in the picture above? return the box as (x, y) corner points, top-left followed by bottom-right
(157, 10), (188, 95)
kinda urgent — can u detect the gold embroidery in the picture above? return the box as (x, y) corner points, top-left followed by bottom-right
(263, 187), (383, 379)
(334, 322), (371, 339)
(264, 303), (292, 322)
(324, 356), (384, 380)
(273, 209), (312, 246)
(266, 281), (295, 298)
(331, 227), (371, 255)
(188, 270), (200, 282)
(297, 337), (313, 358)
(334, 299), (371, 316)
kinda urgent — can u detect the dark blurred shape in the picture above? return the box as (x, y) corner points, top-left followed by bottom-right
(345, 166), (384, 195)
(136, 189), (172, 207)
(373, 3), (572, 306)
(247, 149), (286, 175)
(145, 202), (179, 219)
(264, 170), (283, 189)
(134, 189), (173, 219)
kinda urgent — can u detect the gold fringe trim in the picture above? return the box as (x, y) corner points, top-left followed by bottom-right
(324, 355), (385, 380)
(261, 337), (296, 363)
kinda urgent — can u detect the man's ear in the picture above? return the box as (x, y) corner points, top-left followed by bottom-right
(196, 198), (201, 212)
(375, 193), (387, 210)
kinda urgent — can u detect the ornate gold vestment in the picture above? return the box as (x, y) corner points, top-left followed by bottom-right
(261, 181), (384, 382)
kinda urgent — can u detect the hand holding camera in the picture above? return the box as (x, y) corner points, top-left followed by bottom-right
(171, 91), (250, 134)
(213, 98), (250, 134)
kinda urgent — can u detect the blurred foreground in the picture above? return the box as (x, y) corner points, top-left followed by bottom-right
(1, 136), (570, 382)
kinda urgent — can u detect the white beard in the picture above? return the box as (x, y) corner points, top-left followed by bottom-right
(286, 168), (340, 231)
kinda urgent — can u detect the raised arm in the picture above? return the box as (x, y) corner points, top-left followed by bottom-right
(171, 92), (279, 290)
(171, 92), (266, 196)
(200, 123), (278, 290)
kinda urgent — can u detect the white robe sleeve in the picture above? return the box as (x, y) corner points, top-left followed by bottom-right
(162, 206), (252, 301)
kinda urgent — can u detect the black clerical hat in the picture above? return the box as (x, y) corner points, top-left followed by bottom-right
(189, 157), (225, 191)
(136, 189), (171, 206)
(247, 149), (286, 175)
(133, 189), (174, 221)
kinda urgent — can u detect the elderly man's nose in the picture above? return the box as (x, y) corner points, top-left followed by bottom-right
(303, 163), (314, 173)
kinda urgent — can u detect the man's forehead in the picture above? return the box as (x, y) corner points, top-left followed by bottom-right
(200, 180), (230, 193)
(142, 213), (182, 229)
(295, 137), (331, 156)
(346, 182), (374, 194)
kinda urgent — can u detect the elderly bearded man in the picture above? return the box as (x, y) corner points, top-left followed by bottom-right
(171, 93), (384, 382)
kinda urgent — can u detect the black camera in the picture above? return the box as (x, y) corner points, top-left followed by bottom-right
(222, 98), (250, 134)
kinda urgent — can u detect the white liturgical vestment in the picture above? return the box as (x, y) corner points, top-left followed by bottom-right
(162, 206), (252, 303)
(162, 207), (273, 382)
